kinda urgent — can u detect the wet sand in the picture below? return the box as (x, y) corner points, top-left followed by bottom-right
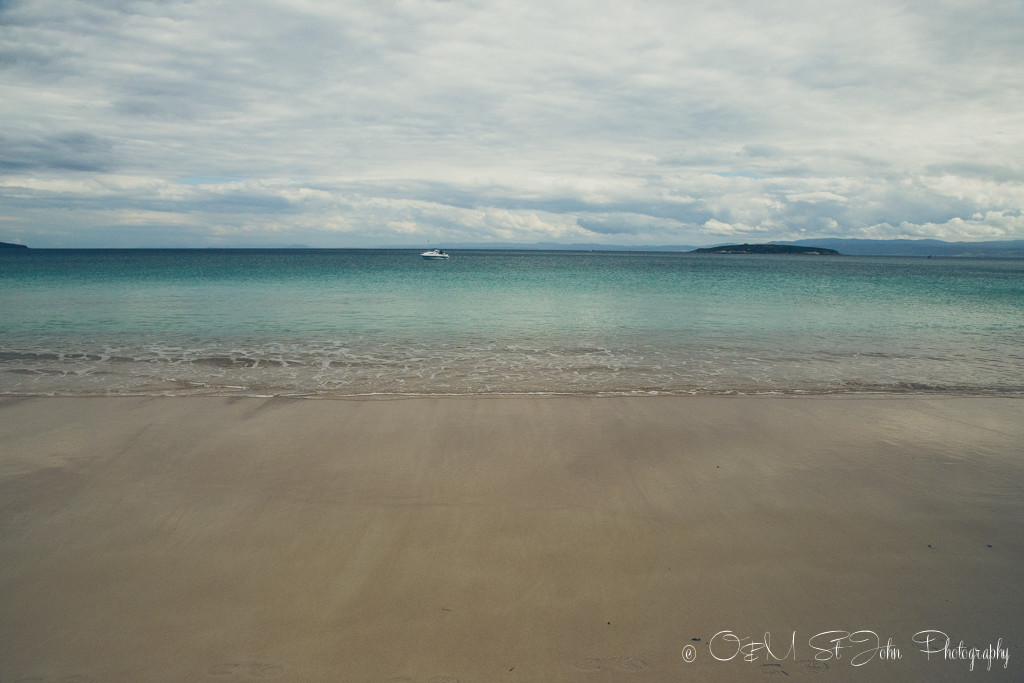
(0, 396), (1021, 681)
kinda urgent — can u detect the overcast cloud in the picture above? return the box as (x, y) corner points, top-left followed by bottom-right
(1, 0), (1022, 247)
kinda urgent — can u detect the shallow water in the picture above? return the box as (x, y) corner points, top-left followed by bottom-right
(1, 249), (1022, 396)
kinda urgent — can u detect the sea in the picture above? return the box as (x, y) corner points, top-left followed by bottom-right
(1, 249), (1022, 398)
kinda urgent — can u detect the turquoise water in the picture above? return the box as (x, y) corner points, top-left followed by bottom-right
(1, 249), (1022, 396)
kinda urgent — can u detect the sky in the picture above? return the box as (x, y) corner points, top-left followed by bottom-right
(1, 0), (1023, 248)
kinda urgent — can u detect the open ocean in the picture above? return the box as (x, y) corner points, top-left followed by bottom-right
(1, 249), (1022, 397)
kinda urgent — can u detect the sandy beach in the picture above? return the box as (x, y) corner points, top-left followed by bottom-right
(0, 395), (1020, 682)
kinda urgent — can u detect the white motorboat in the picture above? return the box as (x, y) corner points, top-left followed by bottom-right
(420, 249), (450, 259)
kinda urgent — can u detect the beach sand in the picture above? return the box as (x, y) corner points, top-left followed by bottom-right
(0, 396), (1021, 682)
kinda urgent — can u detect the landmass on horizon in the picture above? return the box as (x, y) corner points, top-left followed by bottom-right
(688, 244), (841, 255)
(0, 242), (28, 249)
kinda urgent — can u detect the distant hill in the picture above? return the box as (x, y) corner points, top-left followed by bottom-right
(0, 241), (28, 249)
(690, 243), (840, 255)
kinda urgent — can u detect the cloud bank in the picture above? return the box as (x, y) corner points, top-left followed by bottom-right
(1, 0), (1022, 247)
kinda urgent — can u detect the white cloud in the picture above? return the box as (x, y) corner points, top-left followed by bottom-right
(785, 191), (848, 204)
(0, 0), (1022, 246)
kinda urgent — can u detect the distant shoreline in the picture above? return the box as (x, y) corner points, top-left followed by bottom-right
(688, 243), (841, 255)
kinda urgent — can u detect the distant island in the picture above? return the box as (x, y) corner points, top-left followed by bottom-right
(0, 241), (28, 249)
(689, 243), (841, 255)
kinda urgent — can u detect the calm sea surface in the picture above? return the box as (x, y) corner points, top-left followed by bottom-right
(1, 249), (1022, 397)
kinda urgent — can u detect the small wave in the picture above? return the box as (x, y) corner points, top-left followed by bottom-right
(190, 356), (260, 368)
(2, 338), (1022, 399)
(0, 351), (61, 362)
